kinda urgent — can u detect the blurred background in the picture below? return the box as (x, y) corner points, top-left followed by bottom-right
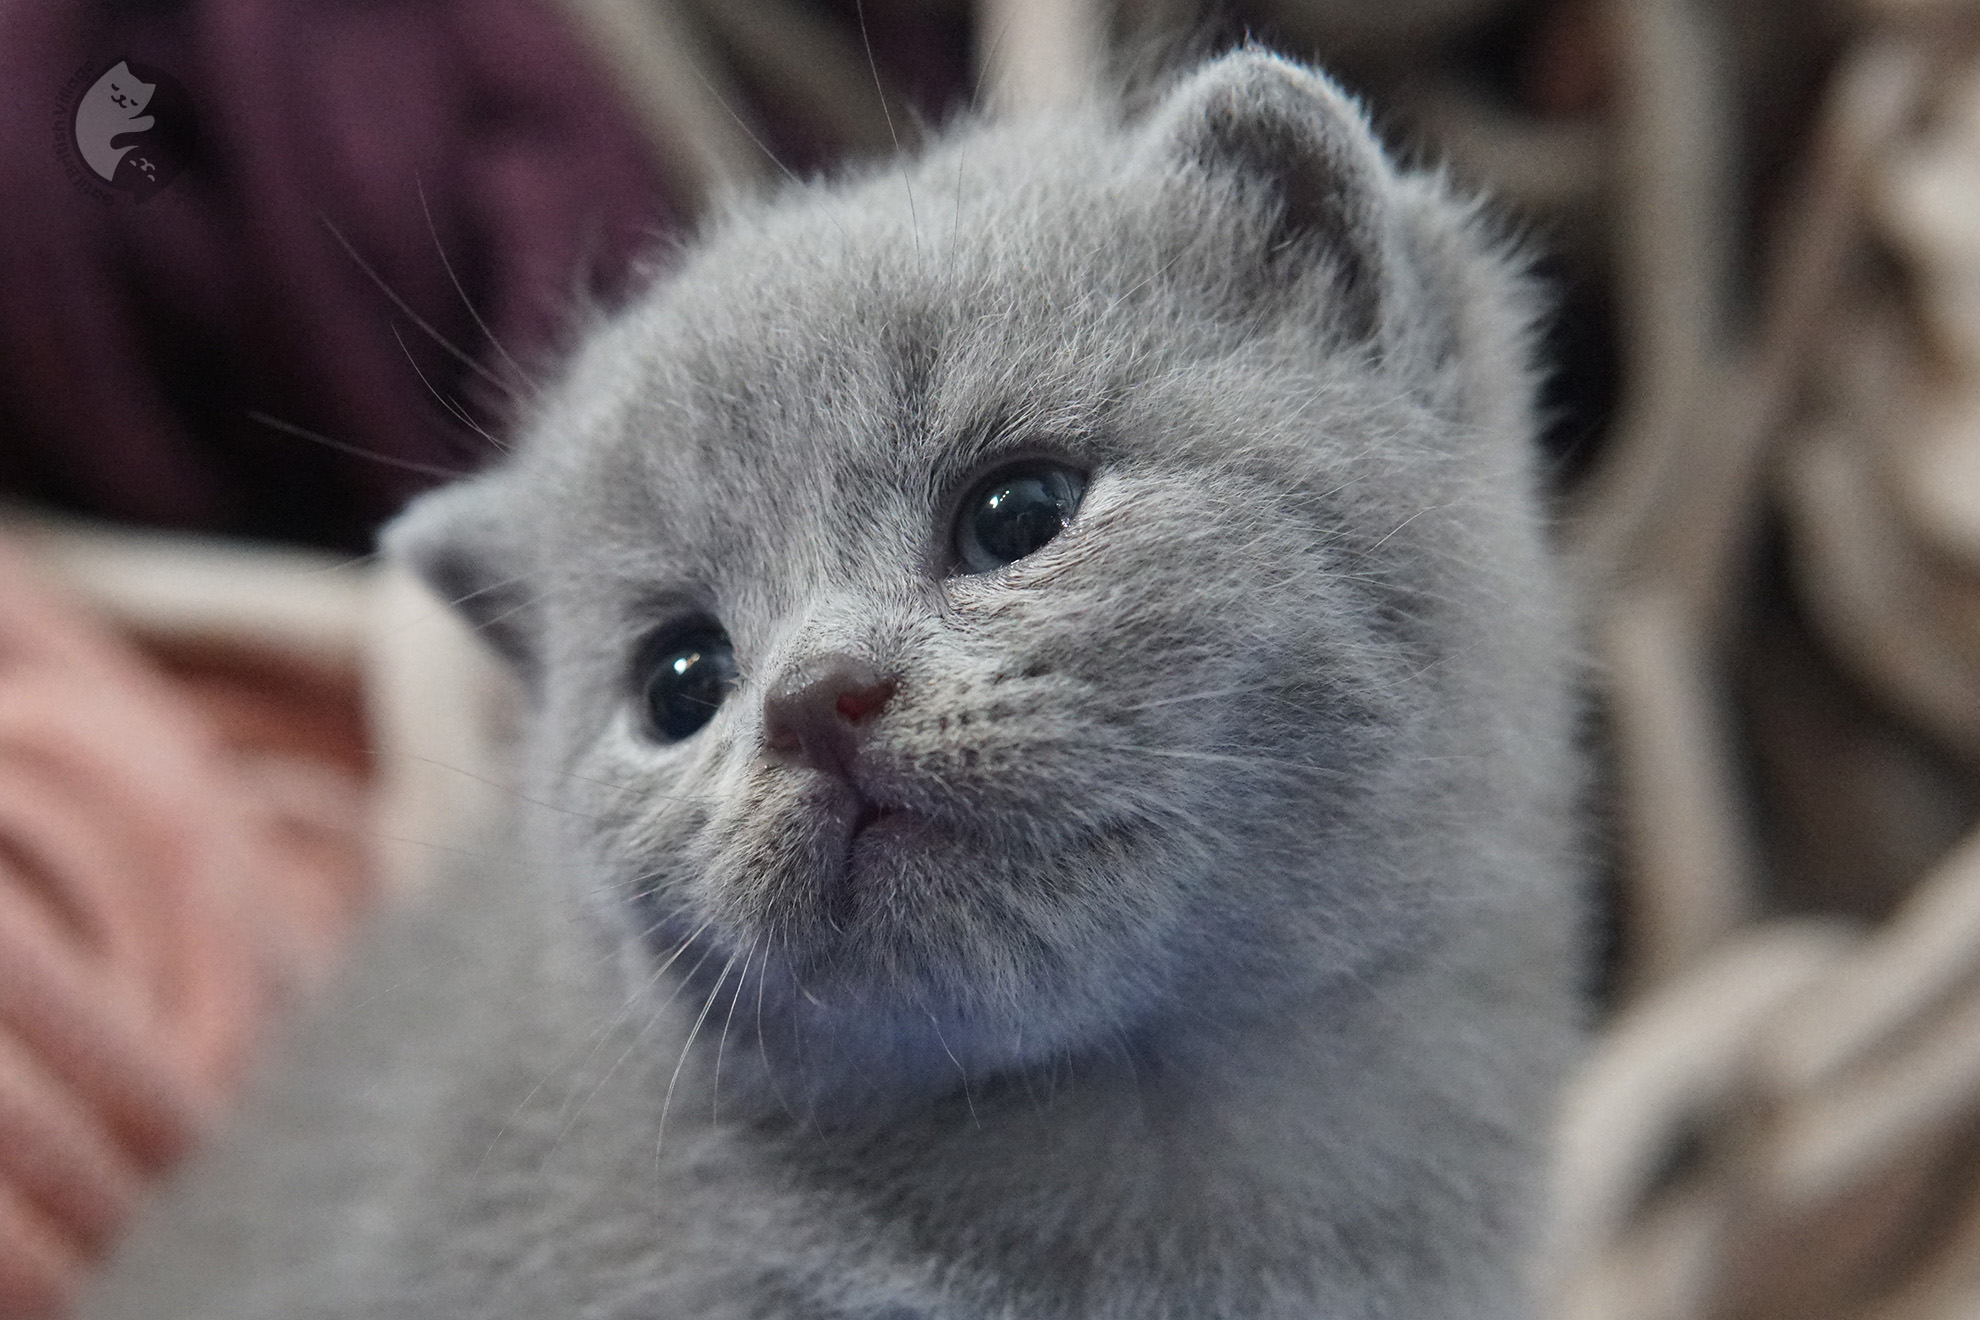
(3, 0), (1980, 1317)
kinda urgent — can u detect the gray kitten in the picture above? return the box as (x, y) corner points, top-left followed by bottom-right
(86, 47), (1583, 1320)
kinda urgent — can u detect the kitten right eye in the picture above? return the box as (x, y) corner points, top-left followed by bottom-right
(639, 622), (738, 742)
(952, 462), (1087, 575)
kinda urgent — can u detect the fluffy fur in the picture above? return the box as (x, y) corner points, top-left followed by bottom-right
(87, 49), (1583, 1320)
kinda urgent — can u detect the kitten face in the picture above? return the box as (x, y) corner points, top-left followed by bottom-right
(390, 51), (1566, 1104)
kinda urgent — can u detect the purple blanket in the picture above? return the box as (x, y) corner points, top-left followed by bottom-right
(0, 0), (694, 547)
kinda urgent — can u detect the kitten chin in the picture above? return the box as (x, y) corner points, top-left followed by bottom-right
(90, 46), (1585, 1320)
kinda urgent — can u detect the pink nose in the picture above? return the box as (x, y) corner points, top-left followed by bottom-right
(763, 655), (895, 779)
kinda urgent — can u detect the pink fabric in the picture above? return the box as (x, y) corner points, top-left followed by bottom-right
(0, 540), (373, 1318)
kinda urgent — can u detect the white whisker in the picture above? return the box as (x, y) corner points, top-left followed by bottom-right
(656, 944), (745, 1157)
(319, 215), (518, 400)
(391, 324), (510, 454)
(417, 176), (537, 393)
(710, 934), (759, 1125)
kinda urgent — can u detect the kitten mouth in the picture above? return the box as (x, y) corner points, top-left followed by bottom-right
(837, 782), (938, 863)
(813, 796), (913, 924)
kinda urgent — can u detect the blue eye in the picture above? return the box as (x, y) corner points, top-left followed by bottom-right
(954, 463), (1087, 574)
(641, 623), (738, 742)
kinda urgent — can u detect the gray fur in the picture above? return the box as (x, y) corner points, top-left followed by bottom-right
(86, 49), (1583, 1320)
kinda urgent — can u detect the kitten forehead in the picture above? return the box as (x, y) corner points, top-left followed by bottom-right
(531, 136), (1117, 570)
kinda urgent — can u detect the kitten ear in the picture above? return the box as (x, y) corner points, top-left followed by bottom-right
(1147, 48), (1398, 342)
(381, 473), (537, 674)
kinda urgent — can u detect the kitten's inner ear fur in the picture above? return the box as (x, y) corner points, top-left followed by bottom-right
(382, 475), (536, 675)
(1152, 49), (1398, 343)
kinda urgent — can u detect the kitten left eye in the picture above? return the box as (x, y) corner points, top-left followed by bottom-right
(639, 623), (738, 742)
(953, 462), (1087, 575)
